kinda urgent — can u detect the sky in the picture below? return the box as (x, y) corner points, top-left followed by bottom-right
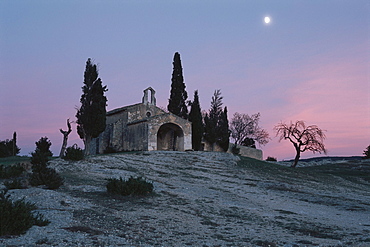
(0, 0), (369, 160)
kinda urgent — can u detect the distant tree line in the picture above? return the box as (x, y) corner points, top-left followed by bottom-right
(0, 132), (20, 158)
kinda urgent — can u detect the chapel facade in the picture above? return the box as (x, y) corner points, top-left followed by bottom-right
(89, 87), (192, 154)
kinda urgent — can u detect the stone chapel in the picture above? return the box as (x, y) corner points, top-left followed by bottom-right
(89, 87), (192, 154)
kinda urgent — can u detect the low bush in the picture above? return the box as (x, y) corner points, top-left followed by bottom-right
(104, 146), (118, 154)
(0, 189), (49, 236)
(266, 156), (277, 162)
(63, 144), (84, 161)
(4, 178), (28, 190)
(0, 163), (25, 179)
(231, 144), (240, 155)
(106, 176), (153, 196)
(29, 138), (64, 190)
(30, 163), (64, 190)
(0, 138), (20, 158)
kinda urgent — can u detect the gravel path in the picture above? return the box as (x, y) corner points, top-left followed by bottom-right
(1, 151), (369, 246)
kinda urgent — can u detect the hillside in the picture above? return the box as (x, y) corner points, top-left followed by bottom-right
(1, 151), (369, 246)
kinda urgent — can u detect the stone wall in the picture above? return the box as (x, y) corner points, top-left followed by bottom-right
(90, 102), (192, 154)
(228, 144), (263, 160)
(124, 122), (149, 151)
(147, 113), (192, 151)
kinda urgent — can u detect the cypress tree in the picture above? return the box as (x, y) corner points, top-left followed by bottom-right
(10, 132), (20, 156)
(204, 113), (216, 150)
(218, 106), (230, 152)
(12, 132), (16, 156)
(204, 90), (222, 151)
(76, 58), (107, 156)
(204, 90), (229, 152)
(168, 52), (188, 119)
(189, 90), (204, 151)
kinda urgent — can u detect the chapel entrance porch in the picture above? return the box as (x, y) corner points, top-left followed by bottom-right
(157, 123), (184, 151)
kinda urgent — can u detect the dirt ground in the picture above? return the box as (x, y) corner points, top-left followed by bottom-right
(1, 151), (370, 246)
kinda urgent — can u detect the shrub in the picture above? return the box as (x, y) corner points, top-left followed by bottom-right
(29, 137), (63, 190)
(30, 163), (64, 190)
(0, 163), (25, 179)
(63, 144), (84, 161)
(231, 144), (240, 155)
(106, 176), (153, 196)
(266, 156), (277, 162)
(0, 138), (20, 158)
(104, 146), (118, 154)
(0, 189), (49, 236)
(30, 137), (53, 165)
(4, 178), (28, 190)
(241, 137), (256, 148)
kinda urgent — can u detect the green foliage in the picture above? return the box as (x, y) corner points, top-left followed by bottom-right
(231, 144), (240, 155)
(0, 156), (30, 166)
(63, 144), (84, 161)
(266, 156), (277, 162)
(241, 137), (256, 148)
(106, 176), (153, 196)
(0, 190), (49, 236)
(363, 145), (370, 159)
(0, 138), (20, 158)
(31, 137), (53, 165)
(4, 178), (27, 190)
(0, 163), (25, 179)
(204, 114), (216, 146)
(1, 163), (27, 190)
(76, 58), (107, 155)
(218, 106), (230, 152)
(29, 137), (62, 189)
(103, 146), (118, 154)
(168, 52), (188, 119)
(204, 90), (222, 148)
(189, 90), (204, 151)
(30, 163), (64, 190)
(204, 90), (230, 151)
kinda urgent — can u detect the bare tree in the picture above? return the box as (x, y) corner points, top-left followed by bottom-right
(274, 120), (327, 167)
(59, 119), (72, 158)
(230, 112), (270, 147)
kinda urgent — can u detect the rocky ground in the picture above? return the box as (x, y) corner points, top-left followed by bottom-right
(1, 151), (369, 247)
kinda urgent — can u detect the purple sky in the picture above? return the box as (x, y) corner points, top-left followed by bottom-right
(1, 1), (369, 160)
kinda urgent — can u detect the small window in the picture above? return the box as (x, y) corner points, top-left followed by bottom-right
(146, 112), (151, 117)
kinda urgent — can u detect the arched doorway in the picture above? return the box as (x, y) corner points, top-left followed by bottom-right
(157, 123), (184, 151)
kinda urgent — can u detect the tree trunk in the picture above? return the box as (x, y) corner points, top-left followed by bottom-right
(59, 135), (69, 157)
(59, 119), (72, 158)
(292, 150), (301, 168)
(84, 135), (92, 156)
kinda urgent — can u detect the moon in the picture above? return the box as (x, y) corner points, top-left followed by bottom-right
(264, 16), (271, 24)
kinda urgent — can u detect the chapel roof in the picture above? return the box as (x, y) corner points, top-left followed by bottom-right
(106, 103), (142, 116)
